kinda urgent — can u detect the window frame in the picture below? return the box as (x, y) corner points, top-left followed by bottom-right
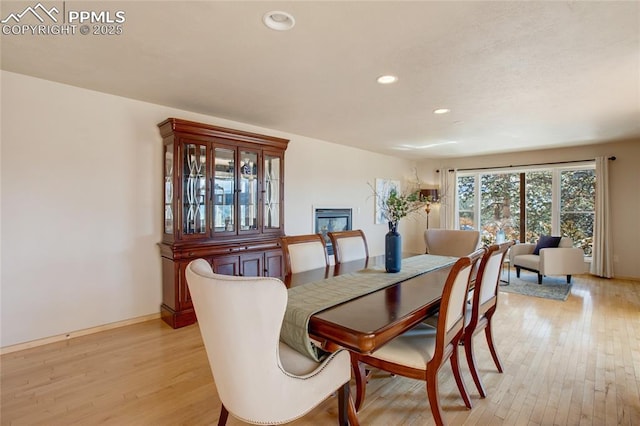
(456, 162), (595, 246)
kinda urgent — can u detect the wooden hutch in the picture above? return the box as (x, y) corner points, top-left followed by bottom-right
(158, 118), (289, 328)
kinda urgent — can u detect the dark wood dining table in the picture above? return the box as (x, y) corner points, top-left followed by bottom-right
(285, 254), (455, 355)
(283, 254), (460, 424)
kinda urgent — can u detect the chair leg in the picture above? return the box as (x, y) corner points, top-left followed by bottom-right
(567, 275), (572, 284)
(351, 356), (367, 412)
(217, 404), (229, 426)
(426, 367), (445, 426)
(464, 331), (486, 398)
(484, 321), (504, 373)
(515, 266), (521, 278)
(537, 273), (543, 284)
(337, 382), (351, 426)
(347, 391), (360, 426)
(450, 346), (472, 409)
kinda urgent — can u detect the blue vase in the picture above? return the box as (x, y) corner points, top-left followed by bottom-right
(385, 221), (402, 273)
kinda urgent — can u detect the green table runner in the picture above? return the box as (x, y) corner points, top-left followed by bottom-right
(280, 254), (458, 361)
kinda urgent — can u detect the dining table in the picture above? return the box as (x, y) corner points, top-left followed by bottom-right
(283, 254), (457, 355)
(281, 253), (465, 421)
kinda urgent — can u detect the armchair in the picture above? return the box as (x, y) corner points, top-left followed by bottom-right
(509, 236), (585, 284)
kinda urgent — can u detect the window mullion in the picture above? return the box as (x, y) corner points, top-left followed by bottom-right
(519, 172), (525, 242)
(552, 169), (560, 235)
(474, 172), (481, 232)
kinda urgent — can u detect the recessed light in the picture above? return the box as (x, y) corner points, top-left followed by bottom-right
(263, 11), (295, 31)
(433, 108), (450, 114)
(377, 75), (398, 84)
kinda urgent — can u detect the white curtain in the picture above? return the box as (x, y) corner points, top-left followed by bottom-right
(439, 169), (458, 229)
(590, 156), (614, 277)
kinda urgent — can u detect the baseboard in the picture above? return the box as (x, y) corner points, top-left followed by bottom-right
(613, 275), (640, 282)
(0, 313), (161, 355)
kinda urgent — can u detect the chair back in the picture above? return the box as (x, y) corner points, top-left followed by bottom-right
(185, 259), (289, 420)
(437, 248), (485, 348)
(471, 241), (514, 318)
(280, 234), (329, 276)
(559, 237), (573, 248)
(328, 230), (369, 264)
(424, 229), (480, 257)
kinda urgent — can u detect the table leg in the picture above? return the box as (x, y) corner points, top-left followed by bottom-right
(350, 354), (367, 412)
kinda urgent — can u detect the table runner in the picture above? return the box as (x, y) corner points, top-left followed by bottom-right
(280, 254), (458, 361)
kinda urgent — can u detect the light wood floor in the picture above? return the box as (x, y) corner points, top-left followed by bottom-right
(2, 274), (639, 425)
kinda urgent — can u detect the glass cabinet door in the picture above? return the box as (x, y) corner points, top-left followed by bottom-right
(213, 147), (235, 233)
(182, 143), (207, 235)
(263, 153), (282, 230)
(239, 150), (259, 232)
(164, 143), (174, 234)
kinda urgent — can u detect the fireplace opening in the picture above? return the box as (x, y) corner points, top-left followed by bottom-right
(314, 208), (352, 256)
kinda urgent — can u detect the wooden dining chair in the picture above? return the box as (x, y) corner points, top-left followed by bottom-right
(280, 234), (329, 277)
(185, 259), (358, 426)
(351, 248), (485, 425)
(328, 229), (369, 265)
(463, 240), (514, 397)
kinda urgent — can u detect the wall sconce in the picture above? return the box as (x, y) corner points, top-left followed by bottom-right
(420, 189), (440, 229)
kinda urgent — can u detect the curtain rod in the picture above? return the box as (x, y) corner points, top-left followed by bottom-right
(446, 156), (616, 172)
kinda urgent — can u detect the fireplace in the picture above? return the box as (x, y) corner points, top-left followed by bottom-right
(314, 208), (352, 256)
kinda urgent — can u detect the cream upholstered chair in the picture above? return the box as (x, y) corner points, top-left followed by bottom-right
(185, 259), (357, 426)
(328, 230), (369, 265)
(351, 248), (485, 425)
(423, 242), (513, 398)
(424, 229), (481, 257)
(509, 236), (585, 284)
(463, 241), (514, 398)
(280, 234), (329, 277)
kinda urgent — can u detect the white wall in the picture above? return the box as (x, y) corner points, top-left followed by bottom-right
(419, 141), (640, 280)
(285, 135), (425, 256)
(0, 71), (422, 347)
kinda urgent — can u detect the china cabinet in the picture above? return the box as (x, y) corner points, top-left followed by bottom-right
(158, 118), (288, 328)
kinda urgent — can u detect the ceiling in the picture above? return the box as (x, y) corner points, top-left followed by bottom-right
(1, 1), (639, 159)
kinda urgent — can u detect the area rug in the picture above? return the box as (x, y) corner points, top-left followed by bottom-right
(499, 269), (572, 301)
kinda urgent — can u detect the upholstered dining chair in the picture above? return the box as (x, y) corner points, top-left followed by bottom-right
(185, 259), (358, 426)
(422, 229), (481, 314)
(463, 241), (514, 398)
(351, 248), (485, 425)
(424, 229), (481, 257)
(280, 234), (329, 278)
(328, 229), (369, 265)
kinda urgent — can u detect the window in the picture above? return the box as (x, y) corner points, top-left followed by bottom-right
(560, 169), (596, 255)
(479, 172), (520, 246)
(457, 175), (476, 230)
(457, 164), (595, 255)
(524, 171), (552, 242)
